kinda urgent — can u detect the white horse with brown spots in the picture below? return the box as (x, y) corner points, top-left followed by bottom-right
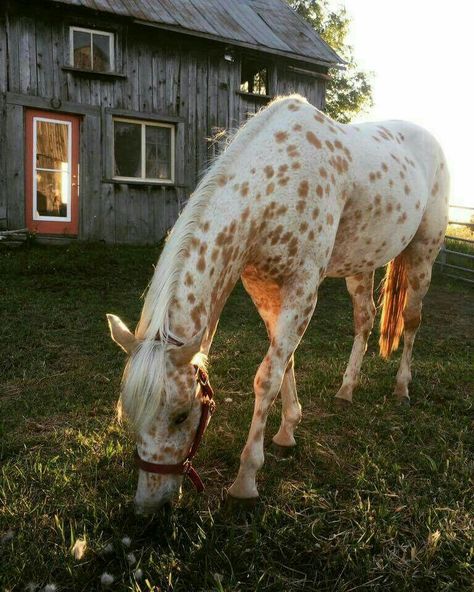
(107, 94), (449, 513)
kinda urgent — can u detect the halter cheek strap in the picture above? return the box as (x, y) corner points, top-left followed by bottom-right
(135, 368), (216, 492)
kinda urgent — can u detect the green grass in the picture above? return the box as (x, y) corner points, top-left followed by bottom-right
(1, 243), (473, 591)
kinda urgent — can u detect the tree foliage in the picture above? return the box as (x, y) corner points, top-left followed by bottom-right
(287, 0), (373, 123)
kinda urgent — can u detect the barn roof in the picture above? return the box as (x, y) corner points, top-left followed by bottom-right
(51, 0), (344, 68)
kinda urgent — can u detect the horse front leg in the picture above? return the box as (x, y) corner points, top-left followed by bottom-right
(227, 348), (288, 499)
(228, 278), (320, 500)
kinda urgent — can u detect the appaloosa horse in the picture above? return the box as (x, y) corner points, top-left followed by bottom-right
(107, 94), (449, 513)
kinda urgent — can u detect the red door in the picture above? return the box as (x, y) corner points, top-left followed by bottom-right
(25, 110), (80, 235)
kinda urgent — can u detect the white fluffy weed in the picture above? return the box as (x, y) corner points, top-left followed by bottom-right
(100, 572), (114, 586)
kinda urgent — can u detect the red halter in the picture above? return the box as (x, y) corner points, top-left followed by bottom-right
(135, 368), (216, 493)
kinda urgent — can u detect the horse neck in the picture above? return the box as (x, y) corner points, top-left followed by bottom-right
(155, 186), (254, 344)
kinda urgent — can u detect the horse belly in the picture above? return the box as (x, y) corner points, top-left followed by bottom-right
(326, 182), (426, 277)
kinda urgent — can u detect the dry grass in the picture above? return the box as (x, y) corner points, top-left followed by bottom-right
(446, 224), (474, 242)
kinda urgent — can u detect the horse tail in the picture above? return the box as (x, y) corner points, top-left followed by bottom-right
(379, 252), (408, 358)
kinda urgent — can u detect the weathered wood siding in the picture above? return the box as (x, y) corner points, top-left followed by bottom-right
(0, 10), (7, 228)
(1, 1), (328, 243)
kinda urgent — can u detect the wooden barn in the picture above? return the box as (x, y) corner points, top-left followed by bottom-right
(0, 0), (343, 243)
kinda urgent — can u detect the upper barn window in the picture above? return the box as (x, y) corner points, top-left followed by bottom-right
(240, 58), (269, 95)
(113, 118), (175, 184)
(70, 27), (114, 72)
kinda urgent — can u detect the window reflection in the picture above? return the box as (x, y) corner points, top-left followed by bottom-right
(72, 28), (113, 72)
(35, 120), (70, 219)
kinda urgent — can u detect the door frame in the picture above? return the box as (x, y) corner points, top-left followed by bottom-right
(25, 109), (80, 236)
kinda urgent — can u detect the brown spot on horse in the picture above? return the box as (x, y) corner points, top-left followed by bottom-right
(306, 131), (322, 149)
(298, 180), (309, 198)
(264, 165), (274, 179)
(275, 131), (288, 143)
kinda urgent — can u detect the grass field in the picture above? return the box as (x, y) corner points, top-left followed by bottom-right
(1, 243), (473, 592)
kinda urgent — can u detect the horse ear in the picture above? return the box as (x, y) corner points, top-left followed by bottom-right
(106, 314), (138, 355)
(168, 328), (206, 365)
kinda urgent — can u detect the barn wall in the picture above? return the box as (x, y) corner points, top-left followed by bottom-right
(0, 11), (6, 227)
(1, 1), (329, 243)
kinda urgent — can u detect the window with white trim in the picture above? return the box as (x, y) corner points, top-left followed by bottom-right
(113, 118), (175, 184)
(70, 26), (114, 72)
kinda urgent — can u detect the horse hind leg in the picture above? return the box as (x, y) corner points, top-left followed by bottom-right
(272, 355), (302, 450)
(388, 172), (448, 403)
(335, 272), (376, 404)
(392, 242), (439, 403)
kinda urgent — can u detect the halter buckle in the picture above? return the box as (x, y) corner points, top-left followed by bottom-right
(197, 369), (208, 386)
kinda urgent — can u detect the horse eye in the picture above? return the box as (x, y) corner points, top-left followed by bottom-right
(174, 412), (188, 425)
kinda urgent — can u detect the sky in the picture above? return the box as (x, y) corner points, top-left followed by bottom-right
(327, 0), (473, 212)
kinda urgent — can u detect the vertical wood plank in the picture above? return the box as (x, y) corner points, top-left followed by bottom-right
(165, 49), (179, 114)
(138, 39), (152, 112)
(51, 21), (63, 100)
(6, 11), (20, 92)
(0, 12), (7, 93)
(196, 50), (208, 177)
(125, 32), (139, 111)
(6, 103), (25, 229)
(35, 17), (54, 98)
(187, 54), (197, 184)
(101, 182), (116, 243)
(0, 93), (6, 227)
(79, 113), (102, 240)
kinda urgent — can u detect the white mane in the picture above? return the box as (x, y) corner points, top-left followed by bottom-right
(121, 94), (307, 430)
(119, 340), (168, 429)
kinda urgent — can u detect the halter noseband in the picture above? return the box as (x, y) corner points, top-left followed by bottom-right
(135, 368), (216, 492)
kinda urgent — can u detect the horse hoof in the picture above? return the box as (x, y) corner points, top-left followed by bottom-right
(270, 442), (296, 458)
(334, 396), (352, 408)
(224, 493), (259, 512)
(397, 396), (410, 407)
